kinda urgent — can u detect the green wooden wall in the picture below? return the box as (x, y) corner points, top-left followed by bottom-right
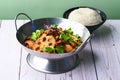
(0, 0), (119, 19)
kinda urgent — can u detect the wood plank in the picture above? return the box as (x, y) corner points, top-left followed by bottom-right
(72, 43), (97, 80)
(0, 20), (24, 80)
(46, 73), (66, 80)
(91, 20), (120, 80)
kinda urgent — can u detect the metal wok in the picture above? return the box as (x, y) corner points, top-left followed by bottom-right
(15, 13), (91, 73)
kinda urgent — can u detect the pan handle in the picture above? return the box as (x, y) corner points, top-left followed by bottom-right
(15, 13), (33, 31)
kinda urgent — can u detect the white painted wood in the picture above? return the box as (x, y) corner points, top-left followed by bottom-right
(72, 43), (97, 80)
(46, 73), (66, 80)
(45, 71), (72, 80)
(91, 20), (120, 80)
(1, 20), (120, 80)
(0, 20), (24, 80)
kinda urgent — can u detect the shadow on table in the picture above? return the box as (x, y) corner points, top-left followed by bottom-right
(71, 48), (99, 76)
(74, 25), (112, 71)
(77, 25), (112, 65)
(72, 25), (112, 72)
(78, 48), (98, 67)
(93, 25), (112, 39)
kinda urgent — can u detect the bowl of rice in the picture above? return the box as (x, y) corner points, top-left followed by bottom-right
(63, 6), (107, 33)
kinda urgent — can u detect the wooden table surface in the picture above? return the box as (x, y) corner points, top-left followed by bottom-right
(0, 20), (120, 80)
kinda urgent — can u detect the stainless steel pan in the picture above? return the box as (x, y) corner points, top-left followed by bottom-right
(15, 13), (91, 59)
(15, 13), (93, 73)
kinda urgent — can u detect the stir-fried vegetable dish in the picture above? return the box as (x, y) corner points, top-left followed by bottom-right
(24, 25), (82, 54)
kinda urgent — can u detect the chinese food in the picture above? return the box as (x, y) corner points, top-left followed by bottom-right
(24, 25), (82, 54)
(68, 8), (102, 26)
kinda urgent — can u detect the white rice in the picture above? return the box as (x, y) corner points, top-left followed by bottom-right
(68, 8), (102, 26)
